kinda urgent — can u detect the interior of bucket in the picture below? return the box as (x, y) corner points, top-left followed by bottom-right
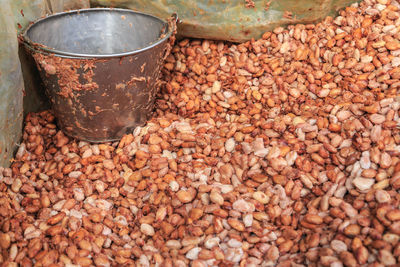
(25, 9), (168, 56)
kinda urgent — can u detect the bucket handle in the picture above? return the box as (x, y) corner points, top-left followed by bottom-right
(166, 13), (179, 36)
(162, 13), (179, 62)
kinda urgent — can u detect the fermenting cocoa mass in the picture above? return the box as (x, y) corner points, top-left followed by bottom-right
(1, 0), (400, 266)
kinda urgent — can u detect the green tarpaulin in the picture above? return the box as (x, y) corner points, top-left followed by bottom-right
(91, 0), (359, 42)
(0, 1), (24, 166)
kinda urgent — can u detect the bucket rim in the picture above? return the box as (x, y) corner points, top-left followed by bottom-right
(22, 8), (174, 59)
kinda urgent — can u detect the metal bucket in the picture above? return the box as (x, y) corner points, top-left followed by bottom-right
(22, 8), (175, 142)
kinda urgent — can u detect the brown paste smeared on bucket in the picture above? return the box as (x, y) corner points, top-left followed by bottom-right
(32, 52), (99, 98)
